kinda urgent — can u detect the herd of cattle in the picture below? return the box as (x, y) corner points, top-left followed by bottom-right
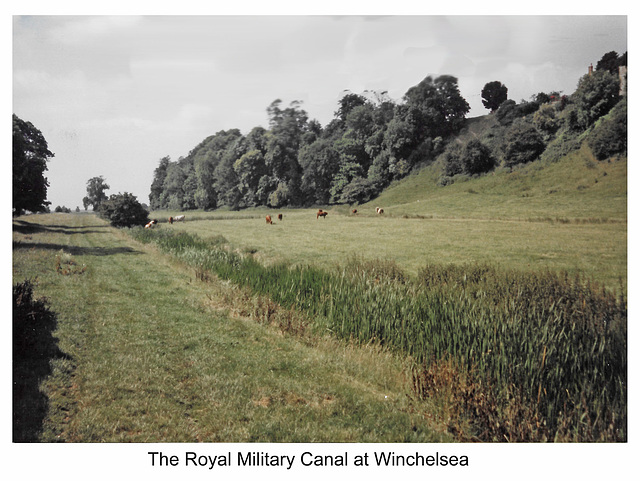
(144, 207), (385, 229)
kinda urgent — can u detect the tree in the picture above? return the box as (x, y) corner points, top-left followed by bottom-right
(571, 69), (620, 129)
(596, 51), (621, 75)
(299, 138), (340, 205)
(403, 75), (470, 138)
(501, 122), (546, 168)
(234, 150), (268, 206)
(587, 99), (627, 160)
(83, 176), (110, 211)
(13, 114), (54, 216)
(335, 92), (368, 122)
(463, 139), (495, 175)
(149, 156), (171, 210)
(98, 192), (149, 228)
(533, 104), (560, 137)
(481, 81), (508, 112)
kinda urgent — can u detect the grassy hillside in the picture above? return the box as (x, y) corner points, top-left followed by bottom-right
(361, 127), (626, 223)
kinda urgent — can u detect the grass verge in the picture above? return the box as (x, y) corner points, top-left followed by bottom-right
(129, 226), (627, 442)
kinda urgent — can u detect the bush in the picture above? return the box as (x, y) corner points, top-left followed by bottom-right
(13, 279), (62, 442)
(13, 279), (58, 360)
(572, 70), (620, 129)
(98, 192), (149, 228)
(533, 104), (560, 137)
(443, 139), (495, 177)
(587, 100), (627, 160)
(501, 122), (546, 168)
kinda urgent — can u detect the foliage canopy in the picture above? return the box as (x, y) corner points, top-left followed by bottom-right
(13, 114), (54, 216)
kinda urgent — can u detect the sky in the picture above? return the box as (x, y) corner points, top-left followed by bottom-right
(11, 13), (628, 211)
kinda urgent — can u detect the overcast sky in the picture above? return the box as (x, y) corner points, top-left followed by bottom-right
(12, 14), (627, 210)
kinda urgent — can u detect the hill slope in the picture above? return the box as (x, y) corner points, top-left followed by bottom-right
(362, 116), (626, 223)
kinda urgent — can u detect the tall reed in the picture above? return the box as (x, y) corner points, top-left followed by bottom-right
(129, 228), (626, 442)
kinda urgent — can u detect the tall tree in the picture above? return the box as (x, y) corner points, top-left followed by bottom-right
(299, 138), (340, 205)
(149, 156), (171, 210)
(234, 150), (268, 207)
(403, 75), (470, 138)
(481, 81), (508, 112)
(13, 114), (54, 216)
(596, 51), (621, 75)
(83, 176), (110, 211)
(572, 69), (620, 129)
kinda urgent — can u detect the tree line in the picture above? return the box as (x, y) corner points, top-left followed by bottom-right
(148, 50), (626, 212)
(149, 75), (471, 211)
(12, 51), (626, 218)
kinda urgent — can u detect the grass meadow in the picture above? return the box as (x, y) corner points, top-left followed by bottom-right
(12, 213), (452, 442)
(12, 154), (627, 442)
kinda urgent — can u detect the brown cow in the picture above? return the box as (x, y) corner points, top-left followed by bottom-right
(352, 209), (358, 215)
(168, 216), (173, 224)
(317, 210), (328, 219)
(278, 213), (283, 221)
(266, 215), (273, 224)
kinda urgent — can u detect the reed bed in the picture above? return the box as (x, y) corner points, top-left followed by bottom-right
(129, 228), (626, 442)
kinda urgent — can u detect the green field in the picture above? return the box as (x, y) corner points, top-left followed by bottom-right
(12, 152), (627, 443)
(156, 154), (626, 290)
(12, 213), (452, 442)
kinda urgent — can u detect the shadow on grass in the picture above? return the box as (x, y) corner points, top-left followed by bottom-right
(12, 241), (141, 257)
(13, 280), (73, 442)
(13, 220), (109, 235)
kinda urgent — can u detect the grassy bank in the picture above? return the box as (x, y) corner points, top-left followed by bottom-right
(12, 213), (451, 442)
(130, 227), (627, 442)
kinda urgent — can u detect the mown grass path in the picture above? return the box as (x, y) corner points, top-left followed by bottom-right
(12, 214), (450, 442)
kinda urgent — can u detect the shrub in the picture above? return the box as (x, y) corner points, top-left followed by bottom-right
(571, 70), (620, 129)
(13, 279), (58, 360)
(99, 192), (150, 228)
(501, 122), (546, 168)
(13, 279), (62, 442)
(461, 139), (495, 175)
(533, 104), (560, 137)
(587, 100), (627, 160)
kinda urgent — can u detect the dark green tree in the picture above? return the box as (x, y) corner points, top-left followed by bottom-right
(481, 81), (508, 112)
(335, 92), (368, 122)
(13, 114), (54, 216)
(161, 161), (187, 210)
(403, 75), (470, 138)
(462, 139), (495, 175)
(99, 192), (149, 228)
(82, 176), (110, 211)
(234, 150), (268, 207)
(149, 156), (171, 210)
(299, 138), (341, 205)
(571, 69), (620, 129)
(501, 122), (546, 168)
(587, 99), (627, 160)
(596, 51), (621, 74)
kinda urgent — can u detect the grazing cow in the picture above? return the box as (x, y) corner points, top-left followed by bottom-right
(174, 215), (185, 222)
(278, 213), (283, 221)
(317, 210), (328, 219)
(376, 207), (384, 215)
(144, 219), (157, 229)
(266, 215), (273, 224)
(352, 209), (358, 215)
(168, 216), (173, 224)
